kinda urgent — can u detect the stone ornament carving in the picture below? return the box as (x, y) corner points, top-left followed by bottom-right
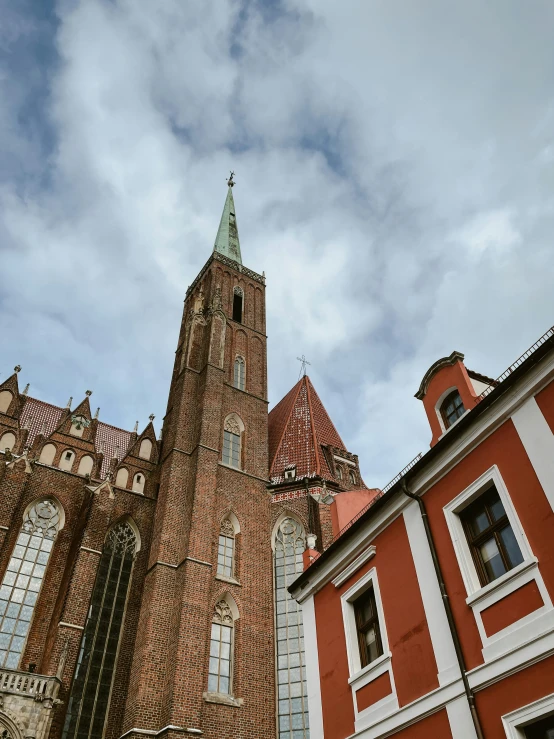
(24, 500), (61, 540)
(211, 287), (223, 312)
(233, 286), (243, 297)
(224, 417), (241, 436)
(213, 600), (233, 625)
(70, 414), (90, 431)
(107, 522), (137, 556)
(220, 519), (235, 538)
(193, 287), (205, 314)
(275, 517), (306, 551)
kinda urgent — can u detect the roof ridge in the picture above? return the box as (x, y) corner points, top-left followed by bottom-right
(305, 376), (346, 449)
(304, 376), (321, 476)
(269, 377), (305, 470)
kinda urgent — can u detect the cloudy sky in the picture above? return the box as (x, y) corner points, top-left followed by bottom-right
(1, 0), (553, 486)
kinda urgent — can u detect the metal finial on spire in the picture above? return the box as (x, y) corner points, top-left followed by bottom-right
(22, 383), (29, 396)
(227, 171), (235, 187)
(149, 414), (155, 423)
(94, 407), (100, 419)
(14, 365), (21, 374)
(297, 355), (311, 379)
(65, 397), (73, 409)
(85, 390), (92, 397)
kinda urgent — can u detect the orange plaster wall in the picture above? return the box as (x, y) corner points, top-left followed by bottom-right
(481, 580), (544, 636)
(536, 380), (554, 435)
(314, 515), (439, 738)
(391, 708), (453, 738)
(423, 417), (554, 670)
(475, 653), (554, 738)
(422, 361), (479, 446)
(355, 671), (392, 712)
(331, 489), (381, 536)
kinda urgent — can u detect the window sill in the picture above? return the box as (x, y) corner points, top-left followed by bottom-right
(465, 558), (538, 608)
(215, 574), (241, 587)
(203, 692), (243, 707)
(348, 651), (391, 690)
(219, 462), (242, 472)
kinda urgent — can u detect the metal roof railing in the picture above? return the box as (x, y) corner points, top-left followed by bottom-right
(479, 325), (554, 399)
(324, 452), (423, 550)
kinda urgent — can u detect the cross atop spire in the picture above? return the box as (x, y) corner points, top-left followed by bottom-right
(213, 176), (242, 264)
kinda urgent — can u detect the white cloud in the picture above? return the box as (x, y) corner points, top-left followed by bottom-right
(1, 0), (553, 486)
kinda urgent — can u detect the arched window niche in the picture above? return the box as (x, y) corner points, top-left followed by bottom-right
(217, 513), (240, 581)
(0, 432), (16, 454)
(62, 518), (140, 739)
(438, 388), (466, 430)
(0, 497), (64, 668)
(0, 391), (13, 414)
(234, 356), (245, 391)
(207, 594), (239, 697)
(39, 443), (56, 466)
(222, 414), (244, 470)
(138, 438), (152, 460)
(232, 286), (243, 323)
(273, 515), (310, 738)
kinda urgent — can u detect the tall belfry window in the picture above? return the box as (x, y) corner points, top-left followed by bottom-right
(207, 598), (236, 695)
(274, 517), (309, 739)
(62, 521), (138, 739)
(222, 415), (243, 469)
(232, 286), (243, 323)
(0, 498), (62, 668)
(234, 356), (245, 391)
(217, 519), (236, 578)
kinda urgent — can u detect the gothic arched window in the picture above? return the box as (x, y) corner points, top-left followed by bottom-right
(62, 521), (139, 739)
(208, 599), (235, 695)
(234, 356), (245, 391)
(0, 498), (62, 668)
(274, 517), (309, 738)
(222, 415), (243, 470)
(349, 469), (357, 486)
(217, 519), (236, 579)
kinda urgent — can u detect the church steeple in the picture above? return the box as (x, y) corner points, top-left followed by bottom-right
(213, 173), (242, 264)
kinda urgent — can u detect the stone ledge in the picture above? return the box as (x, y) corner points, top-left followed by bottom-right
(202, 691), (243, 707)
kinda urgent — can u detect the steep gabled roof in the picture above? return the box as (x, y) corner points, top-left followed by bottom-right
(213, 185), (242, 264)
(268, 376), (347, 482)
(20, 396), (131, 477)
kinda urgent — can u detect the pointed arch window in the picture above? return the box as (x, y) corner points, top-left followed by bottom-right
(62, 521), (138, 739)
(222, 415), (243, 470)
(233, 286), (243, 323)
(208, 599), (235, 695)
(217, 520), (236, 578)
(234, 356), (245, 391)
(0, 498), (62, 669)
(274, 517), (309, 738)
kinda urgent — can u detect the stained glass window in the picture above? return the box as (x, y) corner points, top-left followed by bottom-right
(207, 600), (234, 695)
(62, 521), (137, 739)
(217, 520), (235, 578)
(274, 517), (309, 739)
(234, 357), (245, 391)
(0, 498), (61, 669)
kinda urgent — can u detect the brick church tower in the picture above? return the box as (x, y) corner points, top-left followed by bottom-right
(0, 178), (367, 739)
(121, 177), (276, 738)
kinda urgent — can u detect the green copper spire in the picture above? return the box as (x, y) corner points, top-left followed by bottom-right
(213, 172), (242, 264)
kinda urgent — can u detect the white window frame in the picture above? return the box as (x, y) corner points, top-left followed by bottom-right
(444, 465), (553, 660)
(435, 386), (468, 435)
(502, 692), (554, 738)
(340, 567), (399, 730)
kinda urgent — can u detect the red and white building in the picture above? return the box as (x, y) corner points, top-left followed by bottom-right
(290, 327), (554, 739)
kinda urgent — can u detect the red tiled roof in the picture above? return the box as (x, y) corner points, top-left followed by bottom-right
(20, 396), (131, 477)
(268, 376), (350, 483)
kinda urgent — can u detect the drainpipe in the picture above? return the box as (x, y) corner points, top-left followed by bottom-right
(401, 480), (485, 739)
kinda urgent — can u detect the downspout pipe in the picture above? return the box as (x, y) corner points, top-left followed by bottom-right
(402, 480), (485, 739)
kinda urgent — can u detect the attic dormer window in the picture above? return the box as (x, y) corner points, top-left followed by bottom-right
(440, 390), (465, 429)
(284, 467), (296, 481)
